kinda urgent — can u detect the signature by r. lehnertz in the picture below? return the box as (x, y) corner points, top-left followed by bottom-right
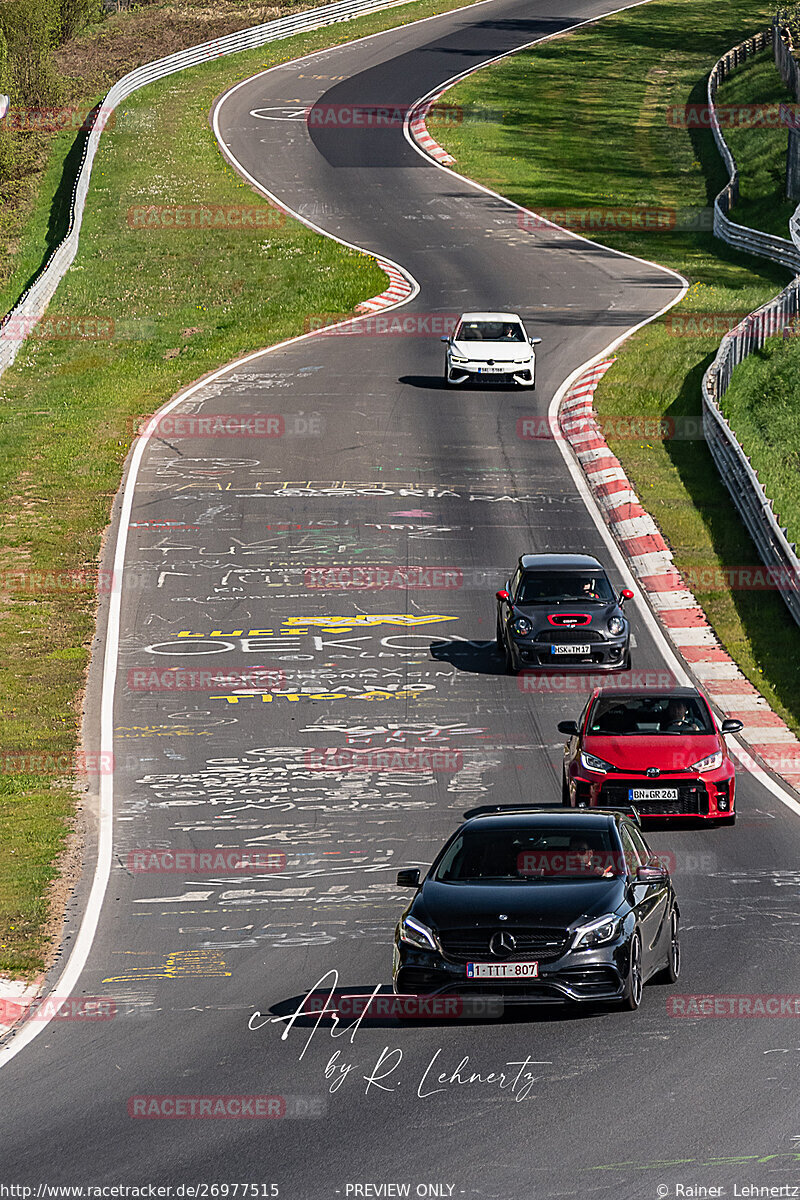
(248, 969), (551, 1102)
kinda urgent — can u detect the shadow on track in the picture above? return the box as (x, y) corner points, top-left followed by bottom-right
(430, 639), (502, 674)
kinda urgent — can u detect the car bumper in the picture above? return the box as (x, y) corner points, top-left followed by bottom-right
(512, 635), (629, 669)
(568, 767), (735, 818)
(393, 940), (629, 1004)
(447, 360), (534, 384)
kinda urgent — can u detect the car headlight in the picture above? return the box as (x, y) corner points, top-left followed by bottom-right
(689, 750), (723, 772)
(450, 355), (468, 364)
(580, 750), (614, 774)
(607, 616), (624, 636)
(512, 617), (532, 637)
(573, 913), (622, 949)
(399, 915), (439, 951)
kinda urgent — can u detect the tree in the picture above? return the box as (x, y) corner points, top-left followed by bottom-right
(57, 0), (104, 45)
(0, 0), (60, 106)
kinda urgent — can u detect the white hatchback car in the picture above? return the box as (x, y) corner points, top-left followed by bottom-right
(441, 311), (541, 387)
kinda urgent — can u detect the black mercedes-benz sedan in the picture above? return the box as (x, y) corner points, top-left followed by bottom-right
(393, 808), (679, 1010)
(495, 552), (633, 673)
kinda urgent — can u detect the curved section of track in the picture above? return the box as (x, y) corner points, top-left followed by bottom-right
(2, 2), (800, 1196)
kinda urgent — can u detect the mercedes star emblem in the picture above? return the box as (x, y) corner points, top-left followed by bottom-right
(489, 930), (517, 958)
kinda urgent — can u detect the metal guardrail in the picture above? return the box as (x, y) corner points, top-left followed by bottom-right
(0, 0), (417, 380)
(708, 29), (800, 273)
(791, 200), (800, 248)
(702, 27), (800, 626)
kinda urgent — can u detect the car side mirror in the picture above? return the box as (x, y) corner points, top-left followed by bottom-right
(529, 337), (542, 345)
(396, 868), (421, 888)
(496, 589), (511, 602)
(721, 718), (743, 734)
(636, 861), (668, 884)
(440, 336), (450, 343)
(619, 588), (634, 603)
(557, 720), (579, 736)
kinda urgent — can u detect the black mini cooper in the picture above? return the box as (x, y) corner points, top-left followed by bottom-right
(496, 553), (633, 673)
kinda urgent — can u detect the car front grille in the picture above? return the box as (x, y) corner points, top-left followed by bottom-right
(599, 780), (707, 815)
(534, 630), (605, 643)
(438, 927), (570, 963)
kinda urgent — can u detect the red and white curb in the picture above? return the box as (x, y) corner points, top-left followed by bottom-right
(0, 975), (45, 1032)
(560, 359), (800, 794)
(356, 257), (415, 312)
(408, 97), (457, 165)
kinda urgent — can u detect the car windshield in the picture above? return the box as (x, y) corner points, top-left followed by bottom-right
(588, 695), (714, 735)
(516, 571), (616, 604)
(433, 827), (625, 883)
(456, 320), (526, 342)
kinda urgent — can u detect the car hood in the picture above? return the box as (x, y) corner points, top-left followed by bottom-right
(451, 339), (533, 362)
(583, 733), (721, 771)
(514, 601), (619, 628)
(413, 878), (626, 930)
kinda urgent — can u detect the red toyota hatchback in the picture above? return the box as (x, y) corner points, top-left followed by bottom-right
(558, 687), (743, 824)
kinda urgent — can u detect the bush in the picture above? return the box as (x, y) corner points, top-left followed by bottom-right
(0, 0), (61, 106)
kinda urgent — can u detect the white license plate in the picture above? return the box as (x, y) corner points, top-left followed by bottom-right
(466, 962), (539, 979)
(551, 643), (591, 655)
(629, 787), (679, 801)
(477, 366), (505, 374)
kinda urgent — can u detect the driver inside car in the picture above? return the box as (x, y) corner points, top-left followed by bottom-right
(568, 836), (615, 878)
(661, 698), (702, 733)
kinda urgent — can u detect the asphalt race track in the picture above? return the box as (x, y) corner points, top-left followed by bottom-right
(3, 0), (800, 1195)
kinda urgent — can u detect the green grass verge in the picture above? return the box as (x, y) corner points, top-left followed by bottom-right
(0, 0), (485, 980)
(427, 0), (800, 735)
(719, 332), (800, 548)
(716, 46), (796, 240)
